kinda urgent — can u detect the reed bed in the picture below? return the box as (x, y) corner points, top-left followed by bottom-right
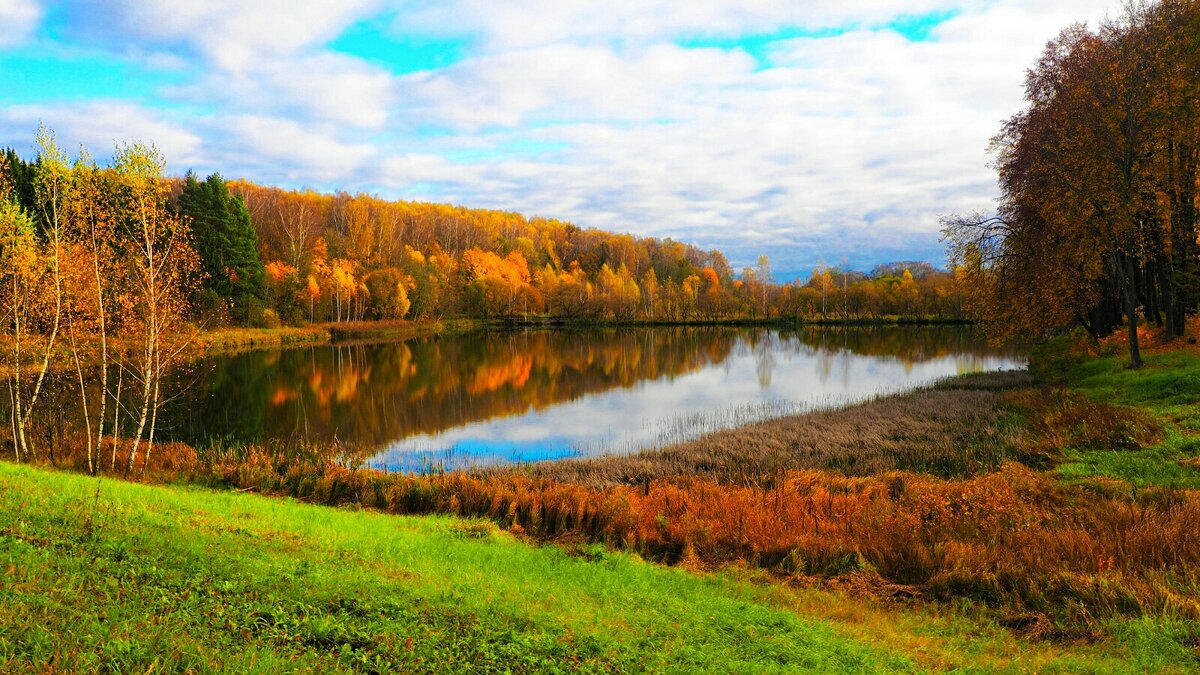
(513, 373), (1031, 489)
(14, 367), (1198, 633)
(188, 450), (1200, 628)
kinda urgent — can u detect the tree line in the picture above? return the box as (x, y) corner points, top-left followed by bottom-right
(945, 0), (1199, 366)
(4, 140), (965, 330)
(1, 126), (967, 470)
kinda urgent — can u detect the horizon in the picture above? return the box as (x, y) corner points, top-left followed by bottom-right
(1, 0), (1123, 272)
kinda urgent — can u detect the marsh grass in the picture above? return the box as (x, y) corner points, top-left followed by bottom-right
(7, 462), (1172, 673)
(515, 373), (1031, 489)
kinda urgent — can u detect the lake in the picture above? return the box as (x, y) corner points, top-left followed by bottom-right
(157, 325), (1023, 471)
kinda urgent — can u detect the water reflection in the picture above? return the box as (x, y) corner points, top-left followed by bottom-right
(156, 325), (1022, 470)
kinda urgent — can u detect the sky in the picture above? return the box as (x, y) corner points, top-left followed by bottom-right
(0, 0), (1124, 279)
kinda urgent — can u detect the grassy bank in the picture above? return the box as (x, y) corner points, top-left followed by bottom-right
(4, 337), (1200, 670)
(1043, 348), (1200, 490)
(187, 325), (330, 355)
(323, 318), (480, 344)
(492, 315), (971, 329)
(0, 462), (1172, 672)
(187, 319), (477, 355)
(0, 318), (480, 369)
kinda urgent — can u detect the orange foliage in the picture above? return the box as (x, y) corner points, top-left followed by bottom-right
(264, 260), (297, 283)
(161, 446), (1200, 623)
(467, 354), (533, 394)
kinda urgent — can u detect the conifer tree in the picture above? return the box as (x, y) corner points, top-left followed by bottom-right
(179, 172), (265, 323)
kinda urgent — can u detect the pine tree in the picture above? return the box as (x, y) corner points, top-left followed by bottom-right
(2, 148), (37, 219)
(178, 172), (265, 323)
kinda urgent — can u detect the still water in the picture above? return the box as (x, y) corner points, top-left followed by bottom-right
(159, 326), (1022, 471)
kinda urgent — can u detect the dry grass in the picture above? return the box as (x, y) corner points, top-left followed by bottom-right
(179, 450), (1200, 629)
(512, 371), (1032, 489)
(13, 366), (1200, 634)
(324, 318), (460, 343)
(1103, 316), (1200, 357)
(186, 325), (329, 355)
(1003, 387), (1163, 458)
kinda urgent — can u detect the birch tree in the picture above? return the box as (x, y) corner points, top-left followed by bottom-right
(111, 142), (199, 475)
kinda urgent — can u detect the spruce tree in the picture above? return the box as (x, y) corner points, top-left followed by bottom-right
(179, 172), (265, 323)
(2, 148), (38, 217)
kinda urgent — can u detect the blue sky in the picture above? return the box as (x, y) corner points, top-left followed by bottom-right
(0, 0), (1122, 277)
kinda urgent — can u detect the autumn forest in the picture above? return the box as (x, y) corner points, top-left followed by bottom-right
(2, 142), (965, 332)
(3, 0), (1200, 671)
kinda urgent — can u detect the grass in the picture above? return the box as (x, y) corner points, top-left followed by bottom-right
(190, 319), (483, 355)
(323, 318), (480, 344)
(0, 319), (477, 372)
(0, 461), (1177, 673)
(1032, 345), (1200, 489)
(187, 325), (330, 355)
(0, 462), (893, 672)
(515, 371), (1032, 489)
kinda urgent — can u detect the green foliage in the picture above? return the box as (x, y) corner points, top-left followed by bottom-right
(1, 148), (36, 215)
(178, 172), (265, 324)
(0, 462), (923, 673)
(1026, 331), (1091, 384)
(1039, 349), (1200, 489)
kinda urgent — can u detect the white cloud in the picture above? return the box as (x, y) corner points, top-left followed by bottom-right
(170, 53), (397, 129)
(395, 43), (754, 130)
(0, 0), (41, 46)
(9, 0), (1131, 271)
(68, 0), (381, 71)
(0, 100), (204, 167)
(222, 115), (378, 184)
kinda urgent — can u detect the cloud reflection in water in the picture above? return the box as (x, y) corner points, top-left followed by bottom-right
(371, 330), (1022, 472)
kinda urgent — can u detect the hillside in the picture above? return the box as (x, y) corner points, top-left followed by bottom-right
(0, 462), (1157, 673)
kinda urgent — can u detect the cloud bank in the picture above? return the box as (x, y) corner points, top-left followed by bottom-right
(0, 0), (1124, 276)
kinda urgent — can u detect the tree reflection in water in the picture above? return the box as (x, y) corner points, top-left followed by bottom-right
(156, 325), (1021, 470)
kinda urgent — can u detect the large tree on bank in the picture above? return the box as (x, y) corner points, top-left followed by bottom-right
(945, 0), (1200, 368)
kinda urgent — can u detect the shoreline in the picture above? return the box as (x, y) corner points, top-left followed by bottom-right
(0, 317), (977, 371)
(189, 315), (976, 356)
(2, 343), (1198, 668)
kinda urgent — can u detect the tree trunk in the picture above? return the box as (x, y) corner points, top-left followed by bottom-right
(1117, 251), (1142, 368)
(67, 312), (96, 474)
(110, 359), (123, 472)
(126, 332), (155, 475)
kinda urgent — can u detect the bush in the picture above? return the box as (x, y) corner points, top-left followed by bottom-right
(242, 295), (267, 327)
(190, 289), (232, 326)
(254, 308), (282, 330)
(1027, 331), (1090, 384)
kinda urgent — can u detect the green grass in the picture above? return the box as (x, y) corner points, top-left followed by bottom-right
(1051, 349), (1200, 489)
(0, 462), (1169, 673)
(0, 462), (904, 673)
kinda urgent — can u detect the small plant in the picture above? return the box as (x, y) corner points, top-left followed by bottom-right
(452, 520), (498, 539)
